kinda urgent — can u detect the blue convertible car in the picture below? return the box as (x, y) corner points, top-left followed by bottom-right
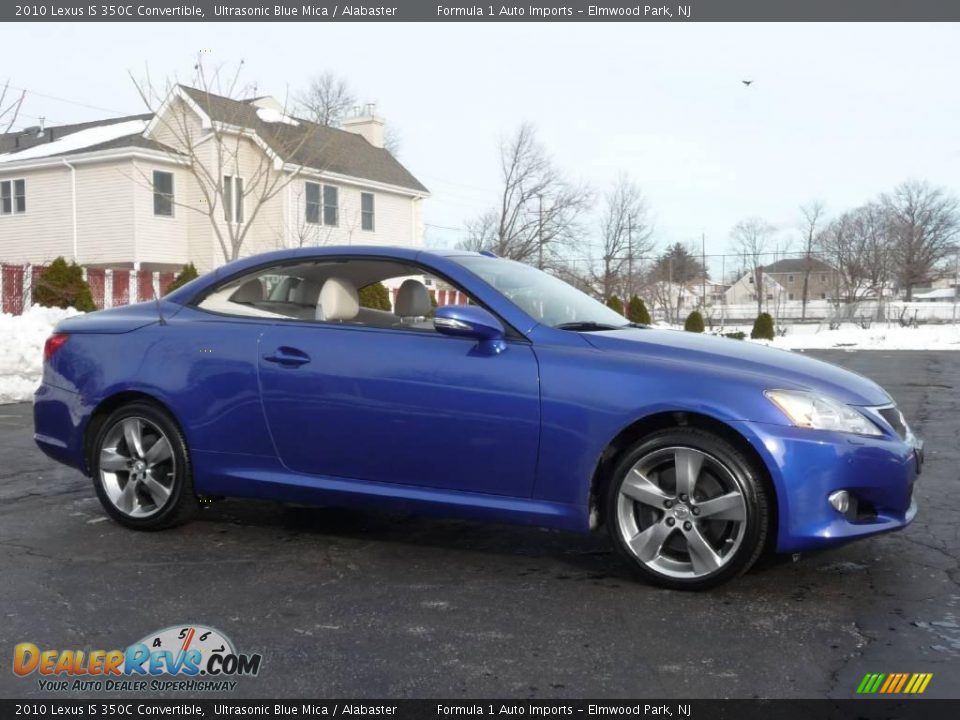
(34, 246), (922, 589)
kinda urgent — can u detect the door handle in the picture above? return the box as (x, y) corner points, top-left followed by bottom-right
(263, 347), (311, 367)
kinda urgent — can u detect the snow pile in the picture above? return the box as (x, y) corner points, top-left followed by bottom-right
(708, 322), (960, 351)
(256, 107), (300, 126)
(0, 306), (79, 404)
(0, 120), (149, 164)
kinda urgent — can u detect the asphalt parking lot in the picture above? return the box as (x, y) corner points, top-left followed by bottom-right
(1, 350), (958, 700)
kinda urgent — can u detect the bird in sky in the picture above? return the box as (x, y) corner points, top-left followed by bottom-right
(742, 80), (754, 87)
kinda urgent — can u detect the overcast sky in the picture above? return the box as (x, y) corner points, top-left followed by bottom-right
(3, 22), (958, 276)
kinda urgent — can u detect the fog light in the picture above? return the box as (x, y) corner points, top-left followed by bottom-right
(829, 490), (851, 514)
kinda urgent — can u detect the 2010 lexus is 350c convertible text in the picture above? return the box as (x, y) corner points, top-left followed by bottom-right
(34, 247), (923, 589)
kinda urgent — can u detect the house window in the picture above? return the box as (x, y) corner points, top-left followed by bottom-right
(305, 182), (321, 224)
(223, 175), (244, 223)
(323, 185), (338, 226)
(788, 293), (794, 300)
(305, 182), (338, 226)
(748, 276), (754, 284)
(153, 171), (174, 217)
(787, 274), (794, 283)
(0, 179), (25, 215)
(820, 274), (827, 282)
(361, 192), (375, 231)
(821, 293), (827, 299)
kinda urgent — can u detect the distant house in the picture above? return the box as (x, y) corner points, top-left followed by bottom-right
(725, 257), (839, 308)
(0, 86), (429, 273)
(723, 272), (787, 308)
(763, 257), (839, 302)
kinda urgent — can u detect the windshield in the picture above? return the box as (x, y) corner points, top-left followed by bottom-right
(455, 256), (631, 330)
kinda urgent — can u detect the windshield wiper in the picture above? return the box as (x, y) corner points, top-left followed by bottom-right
(553, 321), (631, 332)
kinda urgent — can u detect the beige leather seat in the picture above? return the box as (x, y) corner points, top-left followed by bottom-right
(316, 277), (360, 322)
(394, 279), (431, 325)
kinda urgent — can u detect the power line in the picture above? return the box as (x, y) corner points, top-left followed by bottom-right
(4, 83), (132, 118)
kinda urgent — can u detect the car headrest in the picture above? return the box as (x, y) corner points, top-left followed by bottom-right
(291, 280), (321, 306)
(231, 279), (264, 304)
(317, 277), (359, 321)
(394, 279), (431, 317)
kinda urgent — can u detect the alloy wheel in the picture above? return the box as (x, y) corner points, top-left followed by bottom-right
(616, 446), (748, 579)
(98, 416), (176, 519)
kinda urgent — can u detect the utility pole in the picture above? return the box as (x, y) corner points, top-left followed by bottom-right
(537, 194), (544, 270)
(701, 232), (707, 311)
(668, 255), (674, 324)
(627, 214), (634, 300)
(953, 246), (959, 325)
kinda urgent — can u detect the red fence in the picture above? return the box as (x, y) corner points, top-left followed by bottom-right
(0, 263), (175, 316)
(2, 263), (470, 317)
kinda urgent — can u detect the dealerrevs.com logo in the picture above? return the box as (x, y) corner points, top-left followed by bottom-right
(13, 625), (262, 693)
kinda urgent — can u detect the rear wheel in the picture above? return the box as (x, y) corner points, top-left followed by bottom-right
(606, 428), (770, 590)
(91, 402), (197, 530)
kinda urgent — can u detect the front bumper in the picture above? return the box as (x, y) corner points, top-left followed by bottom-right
(734, 420), (922, 553)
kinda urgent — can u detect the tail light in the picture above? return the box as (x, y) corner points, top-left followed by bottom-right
(43, 333), (69, 362)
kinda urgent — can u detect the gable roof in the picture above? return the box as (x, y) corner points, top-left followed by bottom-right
(176, 86), (428, 193)
(764, 257), (835, 274)
(1, 87), (429, 195)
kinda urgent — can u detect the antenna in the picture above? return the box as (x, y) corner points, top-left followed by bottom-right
(151, 280), (167, 326)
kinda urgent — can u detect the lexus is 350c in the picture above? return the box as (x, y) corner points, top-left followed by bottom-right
(34, 247), (923, 589)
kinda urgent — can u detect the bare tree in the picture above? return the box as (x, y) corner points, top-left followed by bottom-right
(798, 202), (826, 320)
(131, 57), (324, 263)
(730, 217), (775, 315)
(882, 180), (960, 300)
(461, 123), (591, 268)
(0, 81), (25, 133)
(594, 173), (653, 300)
(296, 71), (355, 127)
(817, 204), (893, 304)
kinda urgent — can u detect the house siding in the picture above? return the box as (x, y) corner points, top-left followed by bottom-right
(288, 181), (421, 249)
(131, 160), (190, 269)
(1, 93), (427, 272)
(0, 167), (73, 265)
(76, 161), (136, 266)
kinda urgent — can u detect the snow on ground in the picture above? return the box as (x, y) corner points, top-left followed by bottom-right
(711, 322), (960, 351)
(0, 306), (78, 404)
(0, 120), (148, 163)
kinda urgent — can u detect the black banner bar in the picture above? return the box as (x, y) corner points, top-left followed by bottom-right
(1, 700), (959, 719)
(4, 1), (960, 23)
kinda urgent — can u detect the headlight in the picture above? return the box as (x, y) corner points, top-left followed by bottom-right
(764, 389), (882, 436)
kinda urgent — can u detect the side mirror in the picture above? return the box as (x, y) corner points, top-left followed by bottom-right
(433, 305), (507, 355)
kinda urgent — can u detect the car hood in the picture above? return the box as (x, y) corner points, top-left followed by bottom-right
(582, 328), (891, 406)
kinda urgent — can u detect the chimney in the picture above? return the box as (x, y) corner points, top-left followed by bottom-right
(342, 108), (385, 149)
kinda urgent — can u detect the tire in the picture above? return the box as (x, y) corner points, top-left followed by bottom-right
(605, 427), (770, 590)
(91, 401), (198, 530)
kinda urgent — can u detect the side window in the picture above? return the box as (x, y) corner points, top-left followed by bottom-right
(196, 258), (477, 332)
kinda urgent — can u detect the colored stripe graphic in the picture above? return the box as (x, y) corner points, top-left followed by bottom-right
(857, 672), (932, 694)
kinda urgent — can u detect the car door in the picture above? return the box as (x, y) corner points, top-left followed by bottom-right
(257, 321), (541, 497)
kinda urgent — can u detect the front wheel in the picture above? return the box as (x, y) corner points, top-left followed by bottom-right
(91, 401), (198, 530)
(606, 428), (770, 590)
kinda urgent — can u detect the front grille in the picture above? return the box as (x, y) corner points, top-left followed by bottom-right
(879, 406), (908, 439)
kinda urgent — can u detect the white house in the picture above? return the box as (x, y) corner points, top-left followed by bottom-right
(723, 271), (787, 309)
(0, 86), (429, 273)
